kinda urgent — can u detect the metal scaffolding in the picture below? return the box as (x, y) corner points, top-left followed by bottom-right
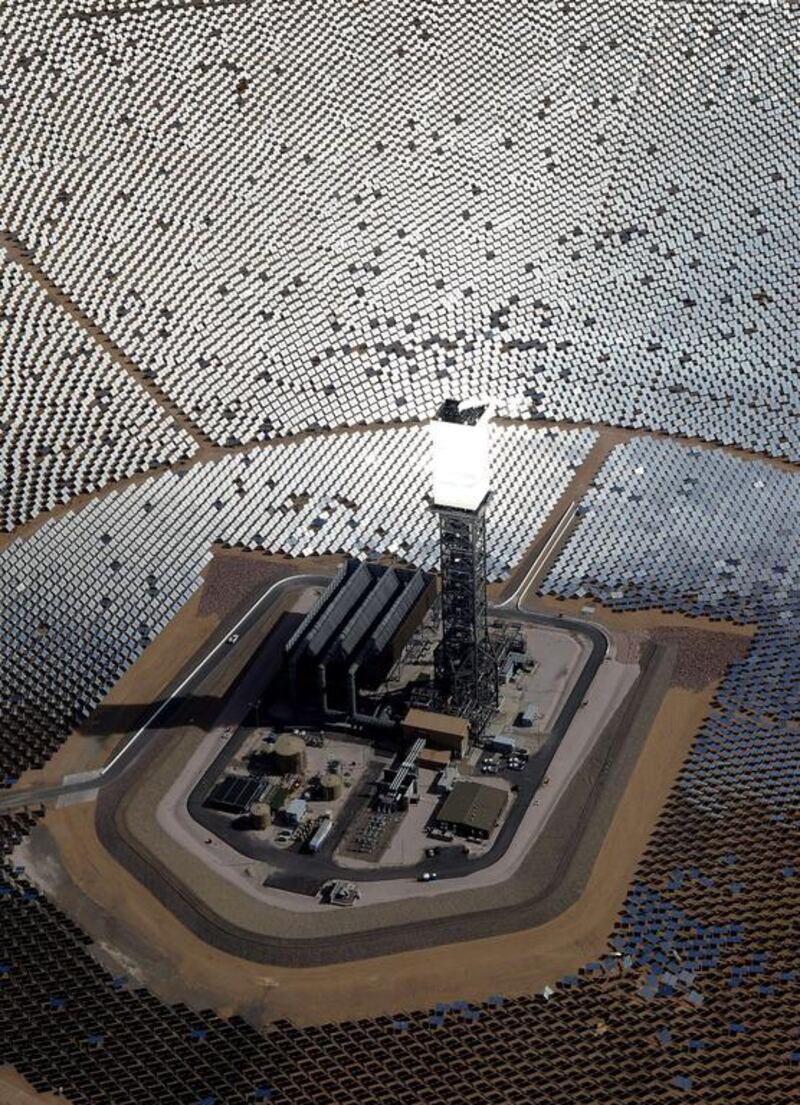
(434, 496), (498, 734)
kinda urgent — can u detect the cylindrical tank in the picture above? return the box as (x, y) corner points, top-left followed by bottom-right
(250, 802), (271, 830)
(319, 772), (343, 801)
(272, 734), (307, 774)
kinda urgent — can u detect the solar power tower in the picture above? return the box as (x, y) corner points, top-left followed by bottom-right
(430, 399), (499, 734)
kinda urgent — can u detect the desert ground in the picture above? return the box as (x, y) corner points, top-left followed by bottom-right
(0, 1066), (64, 1105)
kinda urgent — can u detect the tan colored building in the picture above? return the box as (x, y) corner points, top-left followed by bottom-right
(402, 707), (469, 757)
(417, 747), (451, 770)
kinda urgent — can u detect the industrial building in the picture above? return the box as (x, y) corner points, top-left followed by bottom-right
(417, 747), (451, 771)
(283, 797), (307, 826)
(285, 558), (435, 723)
(435, 780), (508, 840)
(204, 775), (267, 815)
(282, 399), (502, 746)
(402, 707), (469, 758)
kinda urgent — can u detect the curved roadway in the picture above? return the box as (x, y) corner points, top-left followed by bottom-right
(185, 605), (608, 888)
(0, 574), (330, 815)
(1, 570), (675, 966)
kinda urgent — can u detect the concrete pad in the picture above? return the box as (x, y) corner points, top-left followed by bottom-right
(62, 769), (102, 785)
(148, 656), (638, 916)
(56, 787), (99, 807)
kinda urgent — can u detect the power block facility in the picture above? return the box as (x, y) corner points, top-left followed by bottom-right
(285, 558), (435, 724)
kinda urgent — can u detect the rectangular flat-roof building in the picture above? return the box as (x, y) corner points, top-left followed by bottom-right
(402, 707), (469, 757)
(417, 747), (451, 770)
(284, 797), (308, 825)
(205, 775), (267, 815)
(435, 779), (507, 839)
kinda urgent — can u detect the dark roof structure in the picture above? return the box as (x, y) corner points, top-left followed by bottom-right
(436, 780), (507, 836)
(336, 568), (402, 661)
(303, 563), (374, 659)
(286, 558), (434, 673)
(435, 398), (488, 426)
(366, 570), (433, 658)
(204, 775), (266, 814)
(283, 558), (352, 654)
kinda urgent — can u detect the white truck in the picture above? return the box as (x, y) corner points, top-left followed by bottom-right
(307, 814), (333, 854)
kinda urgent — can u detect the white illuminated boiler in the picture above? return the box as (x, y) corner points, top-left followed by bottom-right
(430, 398), (492, 512)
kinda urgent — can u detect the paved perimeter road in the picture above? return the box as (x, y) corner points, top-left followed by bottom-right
(2, 569), (675, 967)
(0, 574), (329, 814)
(185, 605), (607, 888)
(98, 638), (672, 966)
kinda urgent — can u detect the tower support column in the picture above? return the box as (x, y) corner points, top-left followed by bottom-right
(434, 498), (498, 730)
(430, 398), (499, 736)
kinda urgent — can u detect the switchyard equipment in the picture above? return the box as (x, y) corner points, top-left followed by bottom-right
(430, 400), (499, 734)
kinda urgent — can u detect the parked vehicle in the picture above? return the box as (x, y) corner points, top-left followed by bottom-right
(307, 815), (333, 854)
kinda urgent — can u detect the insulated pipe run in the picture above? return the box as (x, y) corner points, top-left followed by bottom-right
(318, 662), (329, 714)
(316, 661), (397, 730)
(320, 703), (397, 732)
(347, 662), (359, 718)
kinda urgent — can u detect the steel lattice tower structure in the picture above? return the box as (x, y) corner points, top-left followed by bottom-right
(431, 400), (498, 733)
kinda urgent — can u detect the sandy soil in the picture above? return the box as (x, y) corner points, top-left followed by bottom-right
(531, 591), (757, 643)
(198, 547), (342, 617)
(0, 1067), (63, 1105)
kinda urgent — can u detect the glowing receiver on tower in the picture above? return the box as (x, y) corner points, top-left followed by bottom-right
(430, 398), (492, 512)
